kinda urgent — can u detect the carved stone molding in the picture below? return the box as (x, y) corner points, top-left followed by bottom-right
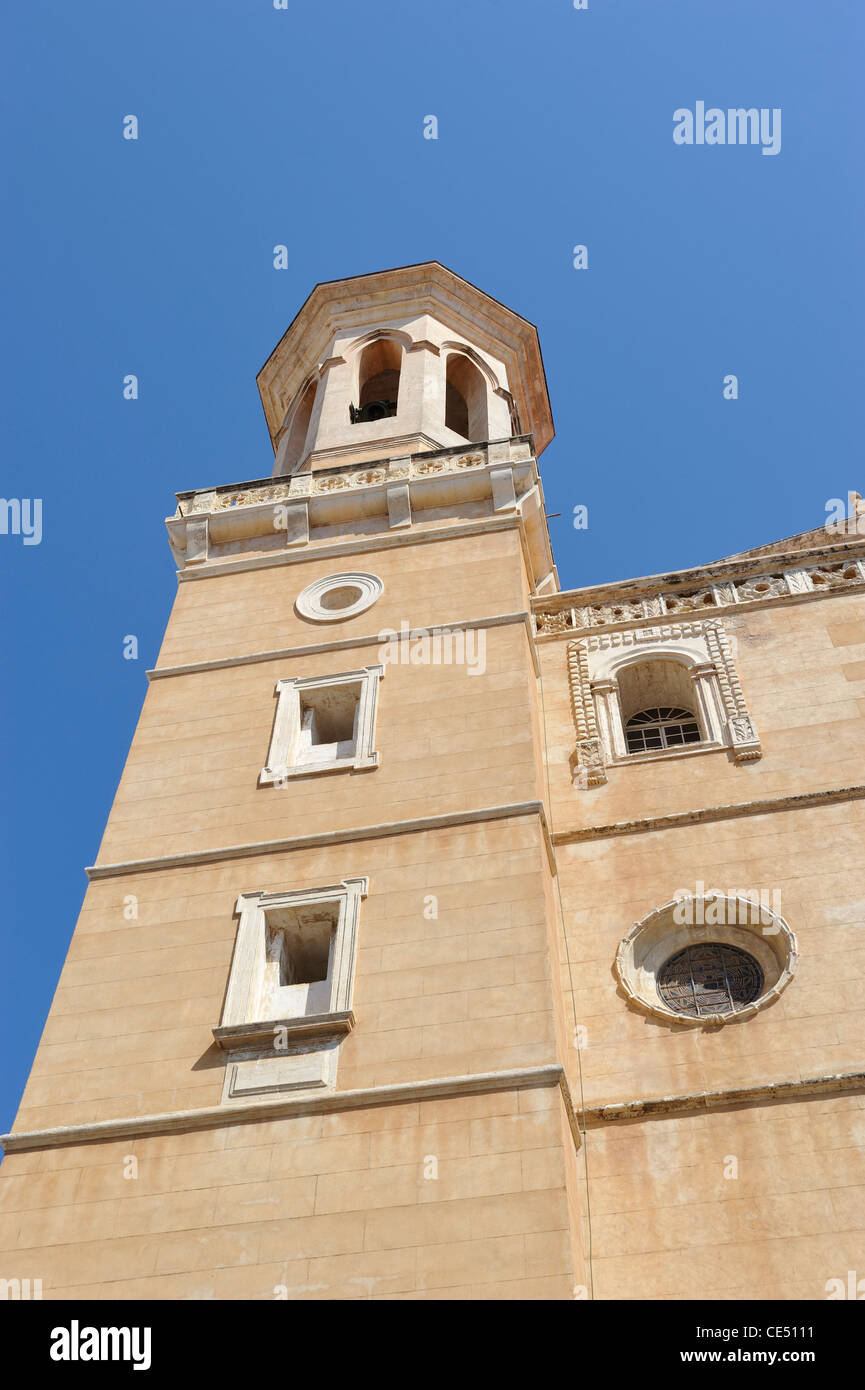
(566, 643), (606, 786)
(566, 616), (762, 786)
(534, 548), (865, 638)
(703, 621), (762, 762)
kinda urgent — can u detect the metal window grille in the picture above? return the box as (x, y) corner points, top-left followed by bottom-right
(625, 706), (701, 754)
(657, 942), (763, 1018)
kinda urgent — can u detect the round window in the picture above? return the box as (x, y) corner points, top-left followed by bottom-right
(657, 942), (763, 1018)
(614, 896), (797, 1025)
(295, 572), (383, 622)
(319, 585), (364, 612)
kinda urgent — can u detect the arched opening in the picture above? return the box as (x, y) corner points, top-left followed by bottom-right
(616, 659), (702, 753)
(445, 353), (488, 441)
(281, 379), (317, 472)
(351, 339), (401, 423)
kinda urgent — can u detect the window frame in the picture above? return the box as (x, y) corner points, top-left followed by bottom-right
(567, 622), (762, 788)
(615, 895), (797, 1027)
(624, 705), (703, 755)
(259, 665), (384, 785)
(213, 878), (368, 1100)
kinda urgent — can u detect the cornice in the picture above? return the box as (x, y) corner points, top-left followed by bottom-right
(85, 801), (556, 881)
(3, 1061), (860, 1155)
(534, 546), (865, 639)
(166, 437), (558, 597)
(553, 783), (865, 845)
(535, 536), (865, 609)
(584, 1069), (865, 1126)
(147, 612), (538, 681)
(0, 1064), (565, 1154)
(174, 514), (522, 581)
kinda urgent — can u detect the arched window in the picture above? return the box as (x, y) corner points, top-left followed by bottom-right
(625, 706), (701, 754)
(569, 622), (763, 789)
(281, 379), (317, 472)
(445, 353), (488, 441)
(616, 658), (703, 754)
(351, 339), (401, 423)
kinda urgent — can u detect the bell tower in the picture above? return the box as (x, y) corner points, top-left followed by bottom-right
(0, 263), (587, 1301)
(257, 263), (554, 473)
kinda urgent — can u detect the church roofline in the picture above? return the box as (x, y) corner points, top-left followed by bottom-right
(532, 533), (865, 637)
(536, 529), (865, 614)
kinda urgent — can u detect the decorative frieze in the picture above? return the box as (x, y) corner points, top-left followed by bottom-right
(167, 436), (555, 584)
(176, 446), (495, 520)
(808, 558), (865, 588)
(535, 553), (865, 637)
(584, 621), (712, 650)
(662, 587), (717, 614)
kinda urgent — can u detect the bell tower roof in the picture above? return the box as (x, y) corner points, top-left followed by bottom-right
(256, 261), (554, 461)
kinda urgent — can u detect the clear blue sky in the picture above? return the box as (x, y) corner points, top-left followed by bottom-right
(1, 0), (862, 1136)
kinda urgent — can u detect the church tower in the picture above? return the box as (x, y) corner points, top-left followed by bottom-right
(2, 263), (863, 1303)
(0, 264), (585, 1300)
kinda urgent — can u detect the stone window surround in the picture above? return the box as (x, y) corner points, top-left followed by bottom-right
(349, 328), (411, 406)
(214, 878), (368, 1101)
(615, 894), (798, 1026)
(259, 665), (384, 785)
(295, 571), (384, 623)
(214, 878), (367, 1048)
(568, 620), (761, 789)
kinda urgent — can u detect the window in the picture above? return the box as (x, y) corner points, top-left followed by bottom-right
(297, 682), (360, 766)
(351, 338), (401, 423)
(625, 706), (701, 754)
(214, 879), (367, 1099)
(280, 378), (317, 472)
(657, 942), (763, 1018)
(260, 666), (383, 784)
(568, 619), (763, 790)
(445, 352), (488, 441)
(295, 571), (383, 622)
(614, 895), (797, 1026)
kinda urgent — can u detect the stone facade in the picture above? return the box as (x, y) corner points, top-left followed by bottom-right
(1, 263), (863, 1301)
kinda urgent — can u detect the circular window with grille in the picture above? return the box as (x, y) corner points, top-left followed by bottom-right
(657, 942), (763, 1018)
(614, 896), (797, 1025)
(295, 572), (383, 622)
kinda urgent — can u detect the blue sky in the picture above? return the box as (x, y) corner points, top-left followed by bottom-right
(1, 0), (862, 1135)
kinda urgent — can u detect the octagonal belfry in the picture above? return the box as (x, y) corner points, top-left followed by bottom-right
(256, 261), (555, 474)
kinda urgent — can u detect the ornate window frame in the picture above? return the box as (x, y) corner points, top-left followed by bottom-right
(567, 619), (761, 788)
(259, 665), (383, 785)
(615, 894), (797, 1026)
(213, 878), (367, 1101)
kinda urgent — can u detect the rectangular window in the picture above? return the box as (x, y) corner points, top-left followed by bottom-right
(297, 682), (361, 766)
(259, 665), (383, 784)
(213, 879), (368, 1100)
